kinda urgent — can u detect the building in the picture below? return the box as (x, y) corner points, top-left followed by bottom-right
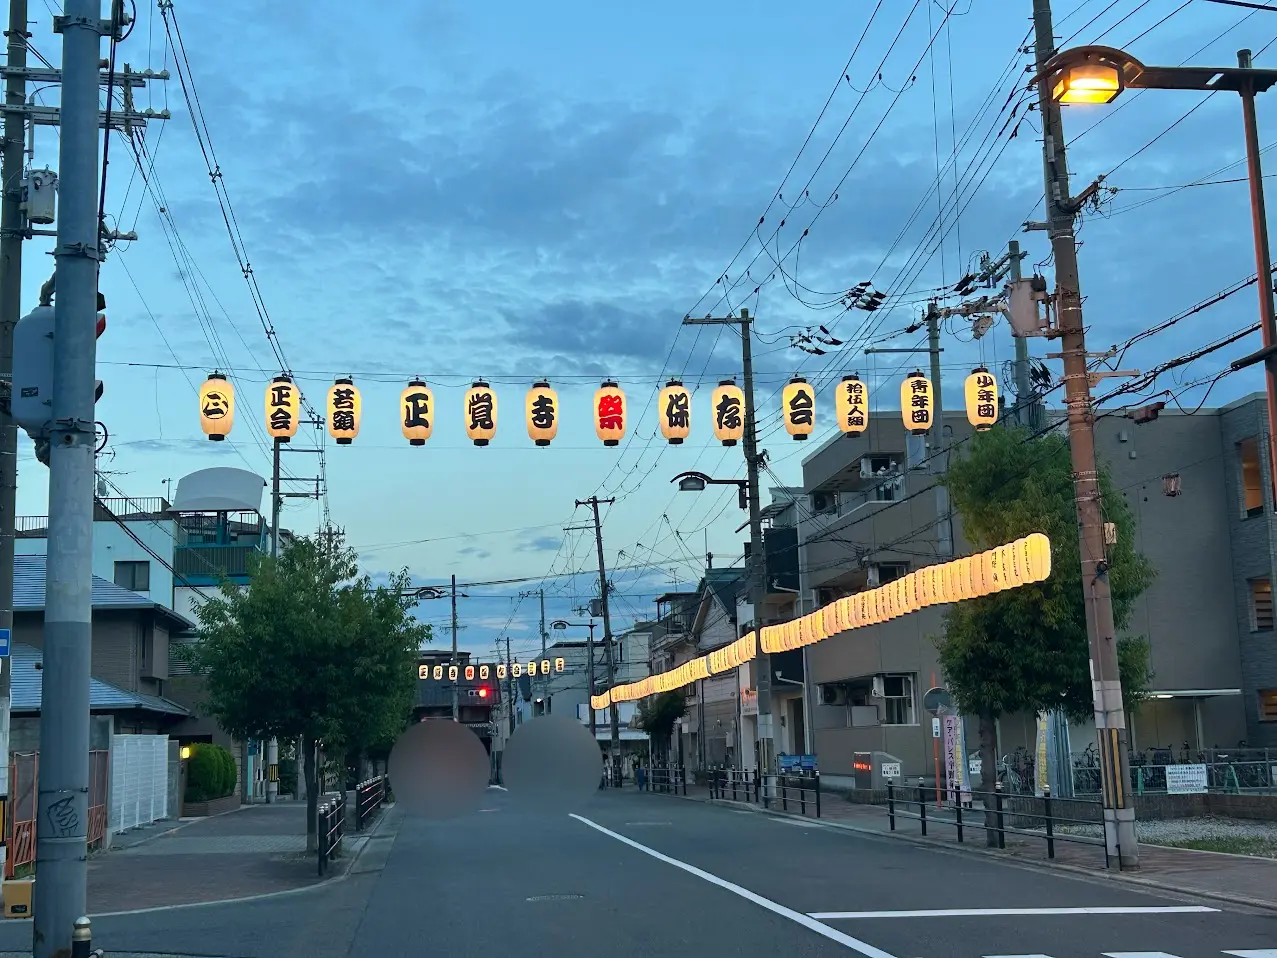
(790, 392), (1277, 783)
(414, 650), (501, 753)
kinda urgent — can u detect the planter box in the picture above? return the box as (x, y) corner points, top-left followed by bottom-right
(181, 793), (240, 818)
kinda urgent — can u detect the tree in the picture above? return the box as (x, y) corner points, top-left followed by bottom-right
(934, 425), (1155, 841)
(185, 532), (429, 849)
(637, 691), (686, 761)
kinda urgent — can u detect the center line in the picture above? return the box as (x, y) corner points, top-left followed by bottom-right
(807, 906), (1220, 919)
(570, 813), (898, 958)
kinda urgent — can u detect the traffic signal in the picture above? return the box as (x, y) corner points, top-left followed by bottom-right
(477, 687), (489, 699)
(11, 292), (107, 445)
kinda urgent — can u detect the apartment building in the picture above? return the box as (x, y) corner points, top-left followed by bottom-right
(792, 393), (1274, 781)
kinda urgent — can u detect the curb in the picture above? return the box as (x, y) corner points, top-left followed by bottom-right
(653, 791), (1277, 916)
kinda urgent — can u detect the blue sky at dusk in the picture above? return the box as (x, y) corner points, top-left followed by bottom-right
(13, 0), (1277, 662)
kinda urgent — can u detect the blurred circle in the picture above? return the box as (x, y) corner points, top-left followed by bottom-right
(387, 719), (491, 820)
(502, 714), (601, 812)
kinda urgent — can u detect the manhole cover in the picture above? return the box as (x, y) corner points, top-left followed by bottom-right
(527, 894), (584, 902)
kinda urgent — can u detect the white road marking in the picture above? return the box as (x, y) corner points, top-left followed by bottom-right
(984, 954), (1053, 958)
(487, 784), (508, 791)
(810, 906), (1220, 919)
(1104, 953), (1189, 958)
(774, 817), (825, 827)
(1225, 953), (1277, 958)
(570, 813), (899, 958)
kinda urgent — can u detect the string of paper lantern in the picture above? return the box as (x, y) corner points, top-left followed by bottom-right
(198, 369), (1000, 446)
(418, 658), (566, 681)
(590, 532), (1052, 710)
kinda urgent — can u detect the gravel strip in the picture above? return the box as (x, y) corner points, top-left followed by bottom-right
(1041, 816), (1277, 856)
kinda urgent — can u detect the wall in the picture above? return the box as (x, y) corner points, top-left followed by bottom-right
(109, 734), (170, 832)
(17, 518), (177, 609)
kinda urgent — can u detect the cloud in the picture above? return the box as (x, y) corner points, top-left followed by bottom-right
(516, 535), (564, 553)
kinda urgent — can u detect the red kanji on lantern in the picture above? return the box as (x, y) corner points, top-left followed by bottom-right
(594, 380), (627, 446)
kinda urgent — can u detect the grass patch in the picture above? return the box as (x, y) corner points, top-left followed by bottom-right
(1151, 835), (1277, 858)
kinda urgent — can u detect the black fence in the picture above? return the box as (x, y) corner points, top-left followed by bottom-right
(886, 782), (1109, 866)
(356, 774), (386, 831)
(318, 796), (346, 877)
(708, 768), (822, 818)
(645, 764), (688, 794)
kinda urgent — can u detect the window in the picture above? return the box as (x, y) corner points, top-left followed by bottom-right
(1252, 579), (1273, 632)
(876, 563), (909, 585)
(1260, 689), (1277, 722)
(114, 560), (150, 592)
(881, 674), (915, 725)
(1239, 437), (1265, 518)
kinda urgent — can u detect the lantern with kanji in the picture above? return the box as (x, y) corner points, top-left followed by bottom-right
(465, 379), (497, 446)
(199, 372), (234, 441)
(401, 379), (433, 446)
(900, 371), (933, 436)
(658, 379), (692, 444)
(711, 379), (745, 446)
(594, 380), (627, 446)
(526, 381), (558, 446)
(965, 366), (998, 431)
(264, 374), (300, 442)
(835, 374), (868, 436)
(782, 375), (816, 440)
(326, 376), (361, 445)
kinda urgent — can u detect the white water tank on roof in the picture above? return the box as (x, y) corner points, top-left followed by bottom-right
(172, 467), (266, 513)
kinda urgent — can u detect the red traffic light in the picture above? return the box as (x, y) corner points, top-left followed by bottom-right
(478, 687), (489, 698)
(95, 315), (105, 338)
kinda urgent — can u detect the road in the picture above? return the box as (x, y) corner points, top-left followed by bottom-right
(0, 788), (1274, 957)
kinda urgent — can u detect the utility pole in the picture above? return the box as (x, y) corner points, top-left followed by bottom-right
(539, 589), (547, 711)
(577, 495), (620, 786)
(33, 0), (111, 947)
(926, 305), (952, 555)
(1007, 239), (1035, 427)
(505, 636), (515, 735)
(451, 574), (459, 722)
(1032, 0), (1138, 869)
(681, 307), (773, 784)
(586, 620), (597, 740)
(0, 0), (28, 902)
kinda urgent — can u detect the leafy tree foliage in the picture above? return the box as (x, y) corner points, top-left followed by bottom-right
(637, 692), (687, 759)
(185, 532), (428, 846)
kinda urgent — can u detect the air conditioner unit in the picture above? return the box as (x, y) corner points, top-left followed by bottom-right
(811, 491), (837, 514)
(820, 685), (849, 707)
(871, 675), (885, 699)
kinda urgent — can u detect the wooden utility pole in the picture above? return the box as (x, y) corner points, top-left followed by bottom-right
(577, 495), (620, 786)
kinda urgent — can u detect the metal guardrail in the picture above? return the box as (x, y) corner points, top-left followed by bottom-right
(708, 768), (822, 818)
(317, 796), (345, 877)
(886, 782), (1109, 867)
(355, 774), (386, 831)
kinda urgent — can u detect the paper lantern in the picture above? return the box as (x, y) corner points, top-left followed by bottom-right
(199, 372), (234, 441)
(497, 663), (507, 679)
(465, 380), (497, 446)
(448, 665), (458, 680)
(782, 376), (816, 440)
(659, 379), (692, 444)
(401, 379), (434, 446)
(900, 371), (933, 436)
(432, 665), (443, 680)
(465, 665), (475, 681)
(541, 659), (551, 676)
(480, 665), (490, 679)
(264, 375), (300, 442)
(965, 367), (999, 431)
(555, 657), (565, 672)
(835, 374), (868, 436)
(526, 381), (559, 446)
(711, 379), (746, 446)
(594, 380), (627, 446)
(1025, 532), (1052, 581)
(327, 377), (361, 445)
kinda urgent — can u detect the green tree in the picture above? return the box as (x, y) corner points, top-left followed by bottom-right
(185, 532), (429, 849)
(934, 425), (1154, 841)
(637, 692), (687, 761)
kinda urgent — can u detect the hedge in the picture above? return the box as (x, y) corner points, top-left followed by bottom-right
(185, 743), (237, 802)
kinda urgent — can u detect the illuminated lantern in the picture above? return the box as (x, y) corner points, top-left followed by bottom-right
(1025, 532), (1052, 581)
(496, 663), (507, 679)
(401, 379), (434, 446)
(526, 380), (559, 446)
(835, 374), (868, 436)
(465, 380), (497, 446)
(327, 377), (361, 445)
(264, 374), (300, 442)
(540, 659), (551, 676)
(464, 665), (475, 681)
(480, 665), (490, 680)
(512, 662), (522, 678)
(432, 666), (443, 680)
(659, 379), (692, 444)
(965, 367), (999, 431)
(555, 657), (565, 672)
(900, 371), (933, 436)
(711, 379), (746, 446)
(199, 372), (234, 441)
(527, 660), (538, 677)
(594, 380), (627, 446)
(782, 376), (816, 440)
(448, 665), (458, 680)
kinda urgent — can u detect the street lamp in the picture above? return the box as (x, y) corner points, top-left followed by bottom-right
(671, 470), (748, 511)
(549, 618), (599, 740)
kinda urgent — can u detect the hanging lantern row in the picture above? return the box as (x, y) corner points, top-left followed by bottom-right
(591, 532), (1052, 710)
(197, 368), (1000, 446)
(417, 658), (565, 681)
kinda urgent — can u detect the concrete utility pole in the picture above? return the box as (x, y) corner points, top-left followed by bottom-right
(539, 589), (547, 711)
(577, 495), (620, 785)
(451, 574), (459, 722)
(926, 305), (952, 555)
(1032, 0), (1139, 869)
(0, 0), (28, 900)
(33, 0), (109, 947)
(1007, 239), (1035, 427)
(680, 308), (773, 782)
(585, 620), (596, 740)
(504, 636), (515, 734)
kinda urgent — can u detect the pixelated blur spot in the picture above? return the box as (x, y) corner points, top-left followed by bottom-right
(502, 714), (601, 812)
(388, 719), (491, 820)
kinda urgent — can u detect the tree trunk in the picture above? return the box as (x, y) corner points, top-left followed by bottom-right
(303, 733), (319, 853)
(978, 713), (1000, 847)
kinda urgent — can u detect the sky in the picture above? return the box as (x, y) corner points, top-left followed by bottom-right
(12, 0), (1277, 664)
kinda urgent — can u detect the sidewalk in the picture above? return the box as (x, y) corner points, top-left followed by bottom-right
(78, 799), (384, 913)
(638, 782), (1277, 912)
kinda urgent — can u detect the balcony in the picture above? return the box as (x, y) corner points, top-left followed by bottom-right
(174, 544), (263, 579)
(18, 497), (173, 537)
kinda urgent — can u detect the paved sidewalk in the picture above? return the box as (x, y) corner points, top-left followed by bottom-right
(634, 781), (1277, 912)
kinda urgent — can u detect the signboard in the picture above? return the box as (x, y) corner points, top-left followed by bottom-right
(968, 757), (982, 777)
(779, 754), (816, 773)
(1165, 763), (1208, 795)
(943, 714), (972, 804)
(0, 628), (9, 658)
(880, 762), (901, 780)
(741, 687), (758, 716)
(932, 717), (941, 738)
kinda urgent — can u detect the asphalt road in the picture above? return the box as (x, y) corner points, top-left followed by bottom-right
(0, 789), (1274, 957)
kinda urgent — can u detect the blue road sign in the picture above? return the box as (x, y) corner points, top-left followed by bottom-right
(0, 628), (10, 657)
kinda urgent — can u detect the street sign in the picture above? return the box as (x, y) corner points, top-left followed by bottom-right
(880, 762), (901, 779)
(0, 628), (9, 657)
(923, 686), (951, 715)
(932, 717), (942, 738)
